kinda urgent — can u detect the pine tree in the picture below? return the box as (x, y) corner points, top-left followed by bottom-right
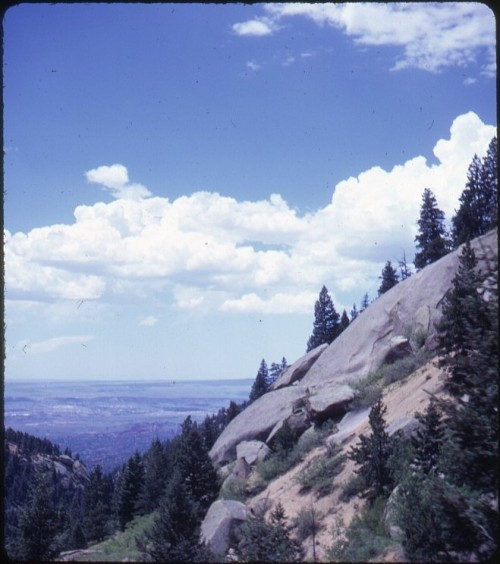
(138, 471), (206, 562)
(398, 251), (412, 280)
(414, 188), (450, 269)
(84, 465), (110, 542)
(14, 469), (60, 561)
(452, 137), (497, 247)
(350, 303), (358, 321)
(306, 286), (340, 351)
(249, 359), (269, 402)
(360, 293), (370, 312)
(378, 260), (399, 295)
(171, 416), (220, 515)
(235, 503), (301, 561)
(136, 438), (169, 514)
(339, 309), (350, 333)
(117, 450), (144, 530)
(411, 397), (444, 475)
(348, 399), (394, 500)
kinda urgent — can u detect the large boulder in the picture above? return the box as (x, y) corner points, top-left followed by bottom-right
(200, 500), (251, 556)
(210, 386), (306, 464)
(270, 344), (328, 390)
(300, 229), (498, 389)
(306, 383), (356, 422)
(236, 440), (271, 466)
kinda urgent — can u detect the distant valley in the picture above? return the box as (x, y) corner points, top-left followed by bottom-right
(4, 378), (252, 471)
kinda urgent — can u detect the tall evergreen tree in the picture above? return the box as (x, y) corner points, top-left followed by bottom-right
(339, 309), (350, 333)
(235, 503), (301, 562)
(137, 471), (207, 562)
(360, 293), (370, 312)
(14, 469), (60, 561)
(306, 286), (340, 352)
(171, 416), (220, 515)
(84, 465), (110, 542)
(348, 399), (394, 500)
(452, 137), (498, 247)
(116, 450), (144, 530)
(249, 359), (269, 402)
(378, 260), (399, 295)
(411, 397), (444, 475)
(414, 188), (450, 270)
(268, 358), (287, 388)
(136, 438), (169, 514)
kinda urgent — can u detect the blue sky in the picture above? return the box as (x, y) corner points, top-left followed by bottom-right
(3, 2), (497, 381)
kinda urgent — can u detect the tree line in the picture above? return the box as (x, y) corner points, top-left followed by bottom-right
(305, 136), (497, 353)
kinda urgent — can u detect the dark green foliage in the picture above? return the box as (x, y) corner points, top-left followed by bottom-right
(306, 285), (340, 351)
(414, 188), (450, 270)
(136, 438), (169, 514)
(11, 469), (60, 561)
(396, 238), (498, 561)
(340, 472), (368, 502)
(328, 497), (390, 562)
(295, 447), (346, 496)
(4, 427), (61, 456)
(452, 137), (497, 247)
(249, 358), (269, 402)
(170, 416), (220, 515)
(378, 260), (399, 295)
(396, 474), (483, 561)
(268, 357), (288, 387)
(360, 292), (370, 312)
(84, 465), (113, 542)
(398, 250), (412, 280)
(339, 309), (350, 333)
(137, 471), (206, 562)
(199, 399), (246, 450)
(350, 303), (358, 321)
(411, 397), (444, 475)
(270, 418), (298, 453)
(348, 399), (394, 500)
(117, 450), (145, 530)
(234, 502), (301, 562)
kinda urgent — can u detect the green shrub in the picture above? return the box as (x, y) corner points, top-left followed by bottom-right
(339, 473), (367, 502)
(218, 477), (247, 502)
(293, 506), (323, 543)
(295, 448), (346, 497)
(327, 497), (390, 562)
(257, 421), (337, 486)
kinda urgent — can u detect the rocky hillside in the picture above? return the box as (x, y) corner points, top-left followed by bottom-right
(202, 229), (498, 560)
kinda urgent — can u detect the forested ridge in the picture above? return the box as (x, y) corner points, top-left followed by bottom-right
(3, 137), (497, 561)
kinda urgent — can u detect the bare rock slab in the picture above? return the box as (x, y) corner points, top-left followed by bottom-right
(200, 499), (251, 556)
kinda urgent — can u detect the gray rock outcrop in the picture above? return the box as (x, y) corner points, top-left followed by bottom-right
(209, 230), (497, 467)
(236, 440), (271, 466)
(210, 386), (306, 464)
(200, 500), (251, 556)
(300, 229), (497, 389)
(270, 344), (328, 390)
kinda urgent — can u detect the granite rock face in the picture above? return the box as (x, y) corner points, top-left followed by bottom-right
(270, 344), (328, 390)
(209, 230), (497, 467)
(200, 500), (251, 556)
(236, 440), (271, 466)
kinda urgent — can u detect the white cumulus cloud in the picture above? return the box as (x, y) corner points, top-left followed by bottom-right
(4, 112), (496, 316)
(138, 315), (159, 326)
(20, 335), (95, 355)
(86, 164), (152, 200)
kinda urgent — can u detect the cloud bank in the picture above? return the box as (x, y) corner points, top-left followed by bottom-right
(233, 2), (496, 77)
(4, 112), (495, 316)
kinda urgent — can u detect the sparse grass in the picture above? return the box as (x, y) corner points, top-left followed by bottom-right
(78, 513), (156, 562)
(218, 476), (247, 502)
(339, 473), (367, 502)
(327, 497), (391, 562)
(293, 506), (323, 542)
(350, 348), (433, 410)
(295, 444), (346, 497)
(256, 419), (337, 485)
